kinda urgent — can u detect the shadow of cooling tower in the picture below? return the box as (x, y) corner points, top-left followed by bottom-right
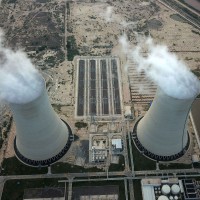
(132, 88), (197, 162)
(9, 76), (73, 167)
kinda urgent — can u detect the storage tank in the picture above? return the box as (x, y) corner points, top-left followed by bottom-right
(135, 87), (196, 161)
(158, 196), (169, 200)
(161, 185), (170, 195)
(10, 77), (72, 167)
(171, 184), (180, 195)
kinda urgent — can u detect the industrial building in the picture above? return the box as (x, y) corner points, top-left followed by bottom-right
(23, 188), (65, 200)
(10, 77), (73, 167)
(89, 123), (124, 163)
(72, 185), (119, 200)
(141, 178), (200, 200)
(182, 179), (200, 200)
(111, 138), (123, 154)
(89, 135), (108, 163)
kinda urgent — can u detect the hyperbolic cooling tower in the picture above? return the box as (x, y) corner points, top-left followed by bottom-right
(134, 88), (196, 161)
(10, 77), (72, 167)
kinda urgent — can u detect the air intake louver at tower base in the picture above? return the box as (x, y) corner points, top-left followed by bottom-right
(134, 88), (196, 161)
(10, 78), (72, 167)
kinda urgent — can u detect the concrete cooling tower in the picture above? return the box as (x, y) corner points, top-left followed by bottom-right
(10, 77), (73, 167)
(133, 88), (196, 161)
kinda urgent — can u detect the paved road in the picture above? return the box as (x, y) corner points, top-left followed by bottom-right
(124, 179), (128, 200)
(64, 1), (68, 60)
(1, 167), (200, 199)
(128, 179), (135, 200)
(122, 120), (130, 172)
(157, 0), (200, 29)
(68, 178), (73, 200)
(127, 120), (135, 175)
(135, 168), (200, 176)
(173, 0), (200, 17)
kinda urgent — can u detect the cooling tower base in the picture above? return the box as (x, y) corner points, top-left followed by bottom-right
(132, 118), (190, 162)
(14, 121), (73, 167)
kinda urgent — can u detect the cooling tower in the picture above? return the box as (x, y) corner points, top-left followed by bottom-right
(10, 77), (72, 167)
(134, 88), (196, 161)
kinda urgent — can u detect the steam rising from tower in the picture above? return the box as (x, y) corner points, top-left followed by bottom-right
(120, 36), (200, 160)
(0, 32), (72, 167)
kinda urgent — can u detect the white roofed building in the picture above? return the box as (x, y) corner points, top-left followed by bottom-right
(112, 139), (123, 154)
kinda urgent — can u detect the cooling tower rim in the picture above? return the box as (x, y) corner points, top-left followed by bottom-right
(14, 119), (73, 167)
(156, 87), (199, 101)
(8, 74), (45, 105)
(132, 117), (191, 162)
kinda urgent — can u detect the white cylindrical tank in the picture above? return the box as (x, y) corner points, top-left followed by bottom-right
(171, 184), (180, 195)
(161, 185), (170, 195)
(137, 88), (195, 158)
(158, 196), (169, 200)
(10, 78), (72, 167)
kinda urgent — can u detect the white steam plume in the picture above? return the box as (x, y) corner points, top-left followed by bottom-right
(120, 21), (136, 28)
(105, 6), (113, 22)
(119, 34), (130, 55)
(0, 31), (43, 104)
(120, 35), (200, 99)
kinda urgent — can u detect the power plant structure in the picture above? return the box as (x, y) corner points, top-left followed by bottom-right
(133, 87), (197, 161)
(9, 77), (73, 167)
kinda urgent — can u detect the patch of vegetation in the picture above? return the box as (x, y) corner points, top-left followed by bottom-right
(45, 56), (56, 67)
(73, 134), (79, 141)
(133, 180), (143, 200)
(66, 2), (70, 15)
(192, 69), (200, 77)
(170, 14), (187, 23)
(0, 126), (3, 149)
(1, 157), (47, 175)
(185, 57), (193, 60)
(147, 18), (163, 29)
(51, 162), (103, 173)
(191, 30), (200, 36)
(38, 45), (47, 52)
(75, 122), (87, 129)
(73, 180), (125, 200)
(131, 140), (156, 171)
(159, 163), (192, 170)
(2, 116), (13, 139)
(109, 155), (125, 171)
(67, 35), (79, 61)
(93, 37), (101, 43)
(67, 69), (73, 75)
(126, 139), (132, 170)
(57, 51), (65, 63)
(2, 178), (63, 200)
(193, 163), (200, 168)
(52, 104), (62, 112)
(93, 45), (113, 48)
(0, 139), (3, 149)
(3, 0), (17, 3)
